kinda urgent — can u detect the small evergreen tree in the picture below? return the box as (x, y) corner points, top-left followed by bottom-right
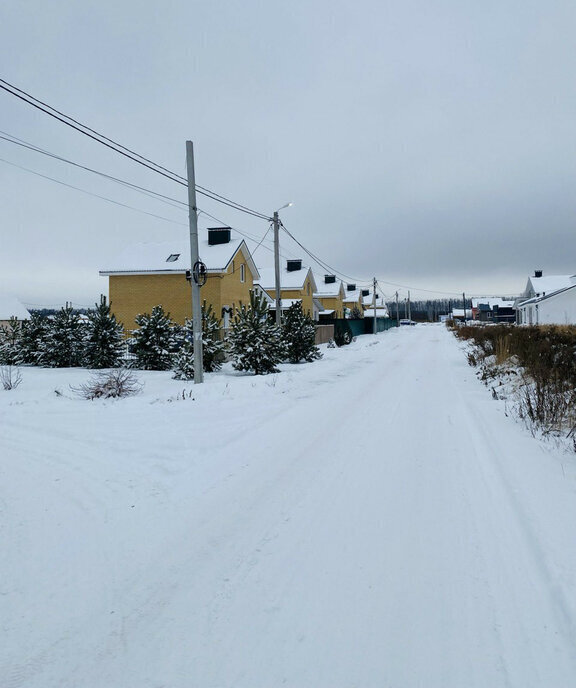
(200, 303), (226, 372)
(282, 301), (322, 364)
(130, 305), (179, 370)
(172, 343), (195, 380)
(173, 303), (226, 379)
(20, 312), (50, 365)
(40, 305), (87, 367)
(0, 317), (24, 365)
(349, 305), (363, 320)
(227, 291), (286, 375)
(84, 296), (125, 369)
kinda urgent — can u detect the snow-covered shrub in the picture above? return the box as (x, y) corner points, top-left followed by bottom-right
(39, 305), (88, 367)
(84, 296), (125, 369)
(19, 312), (50, 365)
(0, 365), (22, 390)
(130, 305), (180, 370)
(72, 369), (142, 399)
(174, 303), (226, 380)
(227, 291), (286, 375)
(0, 317), (24, 365)
(515, 374), (576, 437)
(172, 344), (195, 380)
(282, 301), (322, 364)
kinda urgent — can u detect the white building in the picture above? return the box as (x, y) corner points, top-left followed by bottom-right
(517, 284), (576, 326)
(516, 270), (576, 325)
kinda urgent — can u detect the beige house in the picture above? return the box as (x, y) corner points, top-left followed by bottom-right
(343, 284), (364, 317)
(256, 260), (318, 318)
(99, 228), (260, 332)
(314, 274), (345, 320)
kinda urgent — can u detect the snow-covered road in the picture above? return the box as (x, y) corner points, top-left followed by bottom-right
(2, 325), (576, 687)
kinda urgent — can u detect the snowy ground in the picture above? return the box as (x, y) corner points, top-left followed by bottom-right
(2, 324), (576, 688)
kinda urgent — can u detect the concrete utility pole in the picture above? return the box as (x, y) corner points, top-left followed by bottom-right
(407, 290), (411, 321)
(372, 277), (377, 334)
(186, 141), (204, 384)
(273, 211), (282, 327)
(462, 292), (466, 324)
(395, 291), (399, 326)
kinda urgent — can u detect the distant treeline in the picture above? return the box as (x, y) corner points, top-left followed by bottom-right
(385, 299), (464, 321)
(30, 307), (89, 318)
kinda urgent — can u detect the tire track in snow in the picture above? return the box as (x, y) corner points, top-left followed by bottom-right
(446, 333), (576, 686)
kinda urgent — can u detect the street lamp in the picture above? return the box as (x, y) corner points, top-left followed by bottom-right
(273, 203), (293, 327)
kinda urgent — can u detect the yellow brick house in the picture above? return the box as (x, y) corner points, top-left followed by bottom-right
(99, 227), (260, 332)
(314, 274), (345, 320)
(343, 284), (364, 317)
(255, 260), (318, 318)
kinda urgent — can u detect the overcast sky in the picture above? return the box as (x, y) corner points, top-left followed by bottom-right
(2, 0), (575, 307)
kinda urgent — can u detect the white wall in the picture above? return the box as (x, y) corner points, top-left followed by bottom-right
(521, 288), (576, 325)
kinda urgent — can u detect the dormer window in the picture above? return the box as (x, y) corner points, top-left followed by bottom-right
(166, 254), (180, 262)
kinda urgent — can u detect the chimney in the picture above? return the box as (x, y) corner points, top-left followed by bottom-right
(208, 227), (231, 245)
(346, 283), (356, 291)
(534, 269), (543, 278)
(324, 274), (336, 284)
(361, 289), (370, 297)
(286, 259), (302, 272)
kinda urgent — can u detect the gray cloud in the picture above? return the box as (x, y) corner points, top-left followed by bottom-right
(1, 0), (575, 306)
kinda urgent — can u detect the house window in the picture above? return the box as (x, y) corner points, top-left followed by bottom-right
(240, 263), (245, 283)
(166, 254), (180, 262)
(307, 282), (310, 295)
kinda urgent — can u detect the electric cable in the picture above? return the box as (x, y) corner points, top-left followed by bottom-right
(0, 156), (188, 226)
(0, 78), (271, 220)
(0, 131), (188, 210)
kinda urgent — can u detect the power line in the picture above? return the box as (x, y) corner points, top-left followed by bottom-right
(0, 156), (188, 226)
(0, 78), (271, 220)
(373, 278), (465, 297)
(279, 220), (473, 297)
(0, 131), (188, 210)
(279, 220), (371, 286)
(0, 80), (489, 297)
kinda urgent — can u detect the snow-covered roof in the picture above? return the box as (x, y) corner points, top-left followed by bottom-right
(100, 235), (260, 279)
(257, 266), (316, 292)
(268, 298), (302, 310)
(0, 294), (30, 321)
(517, 284), (576, 308)
(319, 308), (335, 315)
(523, 274), (575, 299)
(362, 294), (385, 307)
(471, 297), (515, 309)
(343, 289), (362, 304)
(313, 274), (343, 298)
(363, 308), (389, 318)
